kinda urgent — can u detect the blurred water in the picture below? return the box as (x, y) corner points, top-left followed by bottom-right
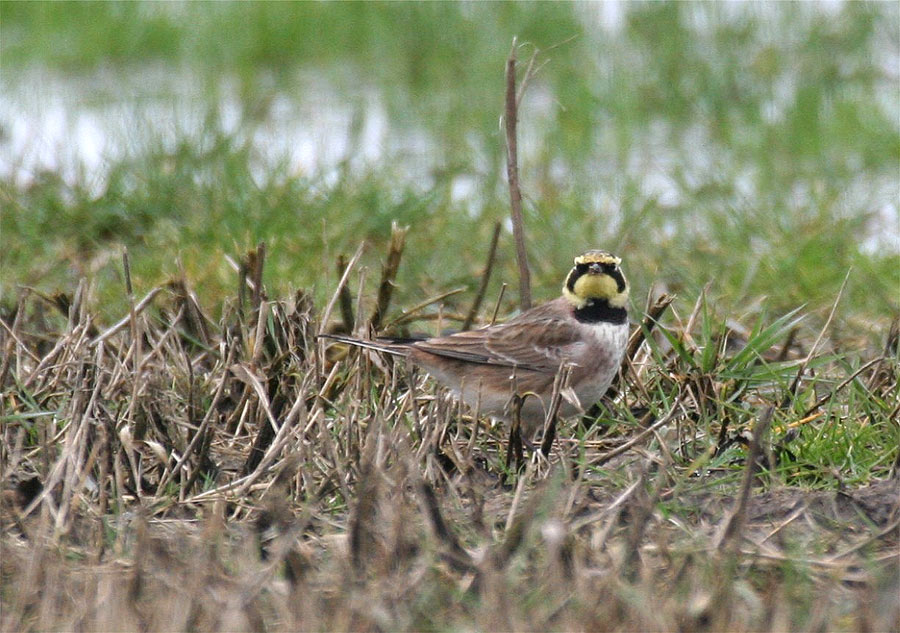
(2, 18), (897, 254)
(0, 67), (394, 192)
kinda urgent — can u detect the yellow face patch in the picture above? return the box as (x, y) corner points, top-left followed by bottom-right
(573, 272), (620, 302)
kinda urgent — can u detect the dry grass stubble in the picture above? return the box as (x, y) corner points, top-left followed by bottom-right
(1, 255), (898, 631)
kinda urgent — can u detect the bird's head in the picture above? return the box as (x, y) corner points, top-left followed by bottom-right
(562, 250), (629, 309)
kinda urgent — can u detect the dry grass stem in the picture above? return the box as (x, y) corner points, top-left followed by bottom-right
(504, 37), (532, 311)
(369, 221), (409, 331)
(462, 221), (502, 332)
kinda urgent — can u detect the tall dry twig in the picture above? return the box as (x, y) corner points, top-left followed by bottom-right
(489, 282), (508, 326)
(121, 248), (144, 437)
(317, 242), (365, 337)
(715, 406), (775, 552)
(626, 293), (675, 362)
(335, 254), (355, 333)
(504, 37), (532, 311)
(369, 221), (409, 331)
(251, 241), (266, 314)
(462, 221), (502, 331)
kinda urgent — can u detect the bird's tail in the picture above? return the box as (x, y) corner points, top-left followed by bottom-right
(318, 333), (412, 357)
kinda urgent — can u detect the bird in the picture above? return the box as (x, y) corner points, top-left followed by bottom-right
(321, 250), (630, 444)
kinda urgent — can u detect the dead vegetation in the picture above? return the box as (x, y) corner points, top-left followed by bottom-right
(1, 241), (898, 632)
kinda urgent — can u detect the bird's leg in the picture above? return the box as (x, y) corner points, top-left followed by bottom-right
(505, 424), (523, 475)
(520, 433), (537, 454)
(580, 402), (604, 433)
(504, 394), (525, 474)
(540, 414), (557, 457)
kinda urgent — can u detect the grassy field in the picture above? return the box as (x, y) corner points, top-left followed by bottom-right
(2, 2), (898, 631)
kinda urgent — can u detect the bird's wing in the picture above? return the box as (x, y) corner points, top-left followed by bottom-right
(412, 314), (585, 373)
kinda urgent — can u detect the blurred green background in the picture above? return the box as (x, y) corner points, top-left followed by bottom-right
(2, 1), (898, 340)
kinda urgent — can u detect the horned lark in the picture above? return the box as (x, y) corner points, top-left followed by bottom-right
(323, 250), (630, 440)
